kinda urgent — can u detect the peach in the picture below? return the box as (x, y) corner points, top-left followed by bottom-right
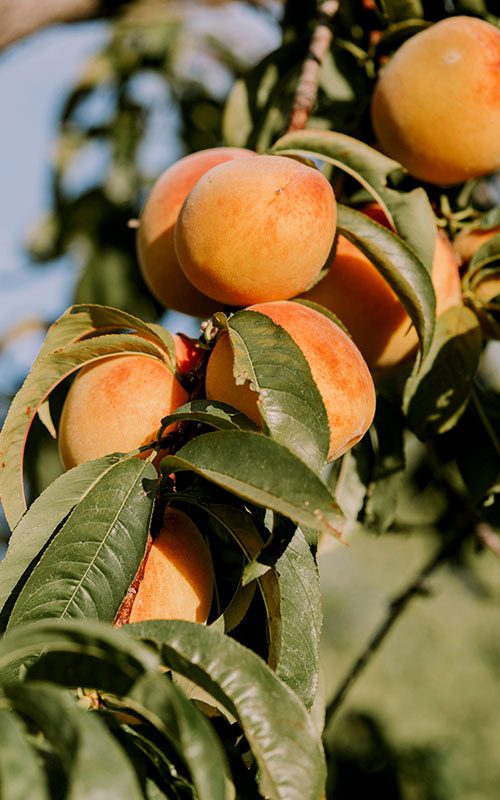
(205, 300), (376, 461)
(137, 147), (256, 316)
(129, 508), (213, 624)
(301, 205), (462, 371)
(371, 16), (500, 185)
(453, 226), (500, 266)
(58, 354), (188, 469)
(174, 155), (337, 306)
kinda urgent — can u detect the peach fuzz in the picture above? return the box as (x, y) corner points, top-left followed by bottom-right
(175, 155), (336, 306)
(129, 508), (213, 624)
(453, 226), (500, 266)
(371, 16), (500, 185)
(58, 353), (188, 469)
(302, 205), (462, 371)
(137, 147), (256, 316)
(205, 300), (376, 462)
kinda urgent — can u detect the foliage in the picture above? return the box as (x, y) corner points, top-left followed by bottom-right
(1, 0), (499, 797)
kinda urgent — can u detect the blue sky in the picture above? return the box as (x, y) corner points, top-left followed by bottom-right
(0, 22), (109, 395)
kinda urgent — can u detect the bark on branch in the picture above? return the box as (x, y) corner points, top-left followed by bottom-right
(287, 0), (339, 133)
(0, 0), (111, 51)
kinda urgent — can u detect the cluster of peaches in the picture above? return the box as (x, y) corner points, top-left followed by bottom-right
(55, 16), (500, 626)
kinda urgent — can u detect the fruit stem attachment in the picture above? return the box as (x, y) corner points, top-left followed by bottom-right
(287, 0), (339, 133)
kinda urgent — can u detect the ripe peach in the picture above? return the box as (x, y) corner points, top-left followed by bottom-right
(371, 17), (500, 185)
(129, 508), (213, 624)
(137, 147), (255, 316)
(175, 155), (337, 306)
(301, 205), (462, 371)
(453, 226), (500, 266)
(58, 354), (188, 469)
(205, 300), (376, 461)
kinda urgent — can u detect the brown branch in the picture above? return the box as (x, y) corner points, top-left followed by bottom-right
(0, 0), (109, 50)
(324, 530), (466, 727)
(0, 0), (280, 52)
(287, 0), (339, 133)
(476, 522), (500, 560)
(113, 534), (153, 626)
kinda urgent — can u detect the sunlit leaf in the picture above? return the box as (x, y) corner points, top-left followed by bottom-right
(0, 455), (127, 631)
(7, 459), (156, 628)
(0, 332), (165, 528)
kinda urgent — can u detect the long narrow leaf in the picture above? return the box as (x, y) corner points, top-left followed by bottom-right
(161, 431), (344, 539)
(126, 620), (327, 800)
(7, 459), (156, 628)
(0, 456), (127, 631)
(0, 333), (166, 528)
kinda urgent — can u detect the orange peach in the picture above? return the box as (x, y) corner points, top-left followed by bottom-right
(371, 17), (500, 185)
(453, 226), (500, 266)
(302, 205), (462, 371)
(175, 155), (337, 306)
(137, 147), (255, 316)
(129, 508), (213, 624)
(205, 300), (376, 461)
(58, 354), (188, 469)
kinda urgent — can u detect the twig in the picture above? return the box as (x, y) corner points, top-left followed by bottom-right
(476, 522), (500, 560)
(113, 535), (153, 627)
(287, 0), (339, 133)
(324, 531), (465, 726)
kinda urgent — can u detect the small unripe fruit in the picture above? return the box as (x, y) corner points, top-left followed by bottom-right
(175, 155), (337, 306)
(58, 353), (188, 469)
(137, 147), (255, 316)
(371, 17), (500, 185)
(129, 508), (214, 624)
(205, 300), (376, 461)
(302, 205), (462, 371)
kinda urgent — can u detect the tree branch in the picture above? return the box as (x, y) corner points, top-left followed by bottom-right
(324, 529), (466, 727)
(476, 522), (500, 559)
(287, 0), (339, 133)
(0, 0), (113, 50)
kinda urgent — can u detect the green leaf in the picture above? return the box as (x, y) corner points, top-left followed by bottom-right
(19, 628), (232, 800)
(376, 0), (423, 23)
(227, 309), (330, 472)
(336, 204), (436, 360)
(403, 305), (483, 439)
(223, 41), (307, 152)
(270, 128), (437, 271)
(0, 331), (167, 529)
(7, 459), (156, 628)
(160, 400), (259, 436)
(0, 455), (127, 631)
(273, 529), (322, 711)
(0, 618), (160, 686)
(124, 672), (232, 800)
(0, 708), (50, 800)
(358, 395), (406, 532)
(36, 303), (174, 365)
(161, 431), (344, 539)
(126, 620), (327, 800)
(4, 681), (144, 799)
(468, 233), (500, 281)
(180, 502), (282, 670)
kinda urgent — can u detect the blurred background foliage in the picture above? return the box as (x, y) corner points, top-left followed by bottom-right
(0, 0), (499, 797)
